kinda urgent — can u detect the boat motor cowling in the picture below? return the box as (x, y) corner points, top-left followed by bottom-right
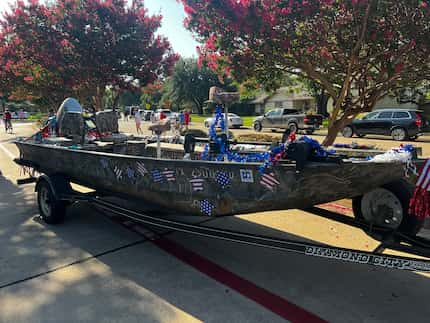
(56, 98), (85, 141)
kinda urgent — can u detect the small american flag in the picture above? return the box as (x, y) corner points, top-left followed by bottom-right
(162, 169), (176, 182)
(190, 178), (205, 192)
(215, 171), (231, 188)
(151, 169), (164, 183)
(200, 199), (215, 216)
(260, 172), (280, 191)
(416, 159), (430, 190)
(114, 166), (123, 180)
(136, 162), (148, 177)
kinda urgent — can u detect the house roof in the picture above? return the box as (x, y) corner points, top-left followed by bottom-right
(250, 94), (270, 104)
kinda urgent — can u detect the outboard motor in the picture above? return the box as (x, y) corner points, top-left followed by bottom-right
(56, 98), (85, 142)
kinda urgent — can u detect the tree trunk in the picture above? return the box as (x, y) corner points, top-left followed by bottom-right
(322, 114), (351, 146)
(93, 86), (105, 112)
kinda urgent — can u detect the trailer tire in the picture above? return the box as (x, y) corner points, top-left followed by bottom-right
(352, 179), (424, 237)
(37, 179), (67, 224)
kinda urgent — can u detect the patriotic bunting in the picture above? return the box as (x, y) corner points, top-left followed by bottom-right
(114, 166), (123, 180)
(162, 169), (176, 182)
(136, 162), (148, 177)
(151, 169), (164, 183)
(190, 178), (205, 192)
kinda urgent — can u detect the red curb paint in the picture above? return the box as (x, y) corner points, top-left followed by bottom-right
(105, 213), (327, 322)
(152, 236), (328, 323)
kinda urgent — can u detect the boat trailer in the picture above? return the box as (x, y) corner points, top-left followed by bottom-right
(17, 173), (430, 274)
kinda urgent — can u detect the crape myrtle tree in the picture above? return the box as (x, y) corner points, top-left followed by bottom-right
(181, 0), (430, 145)
(0, 0), (178, 111)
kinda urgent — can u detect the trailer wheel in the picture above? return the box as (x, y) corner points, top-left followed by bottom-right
(352, 179), (424, 236)
(37, 180), (66, 224)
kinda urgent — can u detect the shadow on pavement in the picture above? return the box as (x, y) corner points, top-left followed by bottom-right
(1, 184), (429, 322)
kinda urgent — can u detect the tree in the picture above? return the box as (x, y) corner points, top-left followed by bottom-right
(0, 0), (178, 111)
(181, 0), (430, 145)
(169, 58), (232, 114)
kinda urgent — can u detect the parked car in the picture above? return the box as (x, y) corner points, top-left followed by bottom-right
(341, 109), (430, 141)
(141, 110), (154, 121)
(204, 113), (244, 129)
(253, 108), (323, 134)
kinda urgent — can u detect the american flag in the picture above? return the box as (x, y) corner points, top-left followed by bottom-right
(200, 199), (215, 216)
(260, 172), (280, 191)
(190, 178), (205, 192)
(162, 169), (176, 182)
(416, 159), (430, 190)
(151, 169), (164, 183)
(136, 162), (148, 177)
(215, 171), (231, 188)
(114, 166), (123, 180)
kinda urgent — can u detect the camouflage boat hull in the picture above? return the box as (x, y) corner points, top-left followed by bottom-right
(14, 141), (412, 217)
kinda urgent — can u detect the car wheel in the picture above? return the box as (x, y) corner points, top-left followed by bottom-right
(391, 127), (407, 141)
(288, 123), (298, 133)
(254, 122), (262, 132)
(352, 179), (424, 237)
(342, 125), (353, 137)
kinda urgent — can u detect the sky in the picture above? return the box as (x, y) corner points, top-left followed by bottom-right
(0, 0), (201, 58)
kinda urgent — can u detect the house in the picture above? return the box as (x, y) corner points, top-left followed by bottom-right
(250, 87), (315, 115)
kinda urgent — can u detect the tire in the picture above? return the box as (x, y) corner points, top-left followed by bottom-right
(391, 127), (407, 141)
(342, 125), (353, 138)
(288, 123), (298, 133)
(254, 122), (262, 132)
(352, 179), (424, 237)
(37, 180), (66, 224)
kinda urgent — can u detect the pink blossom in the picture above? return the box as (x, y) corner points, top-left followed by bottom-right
(24, 76), (34, 82)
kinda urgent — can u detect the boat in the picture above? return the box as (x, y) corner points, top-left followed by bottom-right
(13, 97), (426, 236)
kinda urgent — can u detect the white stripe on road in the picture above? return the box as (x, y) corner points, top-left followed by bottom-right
(0, 143), (17, 160)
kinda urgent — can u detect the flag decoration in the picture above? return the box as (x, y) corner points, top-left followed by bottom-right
(200, 199), (215, 216)
(151, 169), (164, 183)
(100, 158), (109, 169)
(215, 171), (231, 188)
(136, 162), (148, 177)
(114, 166), (123, 180)
(162, 169), (176, 182)
(126, 167), (135, 179)
(260, 172), (280, 191)
(190, 178), (205, 192)
(409, 159), (430, 219)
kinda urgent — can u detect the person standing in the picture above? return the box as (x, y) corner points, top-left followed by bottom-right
(134, 109), (143, 134)
(3, 109), (12, 133)
(184, 110), (190, 131)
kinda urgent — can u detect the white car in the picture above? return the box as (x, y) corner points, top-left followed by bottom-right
(204, 113), (243, 129)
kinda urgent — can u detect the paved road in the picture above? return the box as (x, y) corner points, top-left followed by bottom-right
(0, 122), (429, 323)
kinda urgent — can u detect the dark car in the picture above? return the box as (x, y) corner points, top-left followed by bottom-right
(341, 109), (430, 141)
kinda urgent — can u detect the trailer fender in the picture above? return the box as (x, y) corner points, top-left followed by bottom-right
(35, 175), (72, 200)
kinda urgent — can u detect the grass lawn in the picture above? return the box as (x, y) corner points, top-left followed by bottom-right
(191, 114), (255, 127)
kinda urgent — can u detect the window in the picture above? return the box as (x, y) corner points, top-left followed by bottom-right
(283, 109), (298, 115)
(393, 111), (410, 119)
(363, 111), (379, 120)
(266, 109), (282, 117)
(377, 111), (393, 119)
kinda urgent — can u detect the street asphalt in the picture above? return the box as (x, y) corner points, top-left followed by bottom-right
(0, 121), (429, 323)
